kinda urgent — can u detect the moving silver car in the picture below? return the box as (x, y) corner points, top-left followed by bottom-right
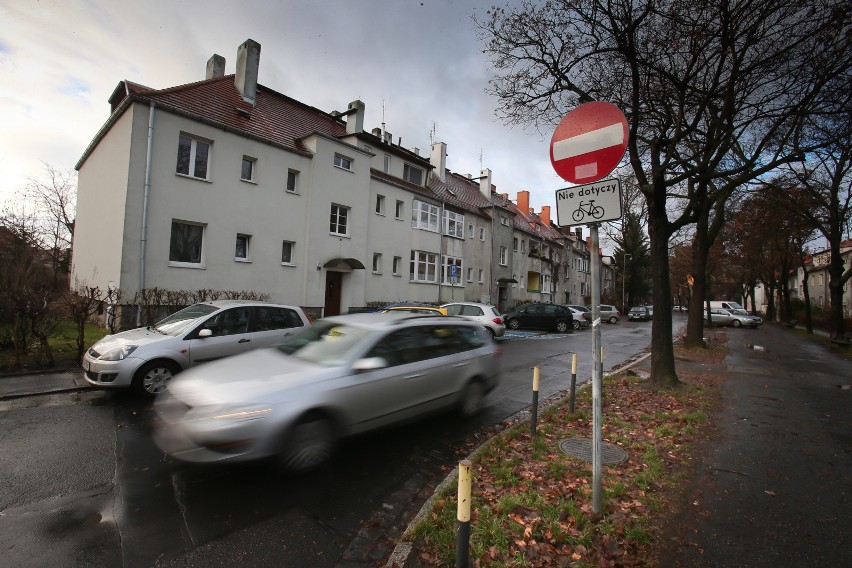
(704, 308), (763, 328)
(153, 313), (502, 472)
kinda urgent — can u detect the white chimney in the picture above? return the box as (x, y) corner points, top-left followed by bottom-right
(431, 142), (447, 182)
(206, 54), (225, 79)
(479, 168), (492, 199)
(235, 39), (261, 105)
(346, 100), (365, 134)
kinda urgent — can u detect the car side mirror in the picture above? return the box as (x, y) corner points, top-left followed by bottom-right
(198, 329), (213, 338)
(352, 357), (388, 372)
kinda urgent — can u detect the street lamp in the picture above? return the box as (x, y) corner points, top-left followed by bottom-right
(622, 253), (632, 312)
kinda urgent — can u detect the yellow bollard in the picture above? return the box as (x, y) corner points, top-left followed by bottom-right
(569, 353), (578, 413)
(456, 460), (472, 567)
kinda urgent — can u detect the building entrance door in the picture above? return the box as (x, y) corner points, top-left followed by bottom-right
(324, 271), (343, 316)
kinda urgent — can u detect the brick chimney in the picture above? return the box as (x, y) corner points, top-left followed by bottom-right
(517, 190), (530, 216)
(431, 142), (447, 182)
(479, 168), (492, 199)
(206, 54), (225, 79)
(235, 39), (261, 105)
(346, 100), (365, 134)
(540, 205), (551, 226)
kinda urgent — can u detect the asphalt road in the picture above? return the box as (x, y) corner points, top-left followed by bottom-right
(0, 318), (661, 567)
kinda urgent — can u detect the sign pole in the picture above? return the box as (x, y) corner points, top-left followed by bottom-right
(590, 223), (603, 514)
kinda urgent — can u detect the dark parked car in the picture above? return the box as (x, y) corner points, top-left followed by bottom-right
(502, 303), (574, 333)
(628, 306), (651, 321)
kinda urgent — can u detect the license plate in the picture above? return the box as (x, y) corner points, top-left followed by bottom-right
(82, 360), (90, 372)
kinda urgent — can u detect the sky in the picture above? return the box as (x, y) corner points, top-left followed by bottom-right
(0, 0), (571, 222)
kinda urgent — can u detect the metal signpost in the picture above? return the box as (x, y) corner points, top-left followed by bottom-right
(551, 101), (628, 514)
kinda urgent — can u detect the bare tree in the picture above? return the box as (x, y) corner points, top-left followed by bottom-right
(476, 0), (851, 386)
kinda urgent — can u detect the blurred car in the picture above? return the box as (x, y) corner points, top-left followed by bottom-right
(673, 305), (688, 312)
(83, 300), (312, 397)
(592, 305), (621, 323)
(441, 302), (505, 337)
(705, 308), (762, 328)
(502, 303), (574, 333)
(153, 312), (501, 471)
(567, 307), (590, 330)
(380, 304), (446, 316)
(567, 305), (592, 322)
(628, 306), (651, 321)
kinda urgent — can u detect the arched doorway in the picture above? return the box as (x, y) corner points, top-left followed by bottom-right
(322, 257), (365, 316)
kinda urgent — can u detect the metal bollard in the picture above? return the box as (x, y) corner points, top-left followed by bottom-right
(456, 460), (472, 568)
(531, 366), (540, 437)
(569, 353), (577, 413)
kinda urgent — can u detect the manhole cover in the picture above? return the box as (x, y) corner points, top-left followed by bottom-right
(559, 438), (628, 464)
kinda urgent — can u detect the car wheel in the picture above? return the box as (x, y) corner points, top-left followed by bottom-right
(279, 414), (337, 474)
(459, 380), (485, 417)
(132, 360), (179, 397)
(572, 319), (581, 330)
(609, 316), (618, 324)
(732, 320), (742, 328)
(486, 327), (496, 338)
(507, 318), (521, 330)
(556, 321), (569, 333)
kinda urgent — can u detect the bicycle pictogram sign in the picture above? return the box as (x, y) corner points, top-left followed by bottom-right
(572, 200), (605, 223)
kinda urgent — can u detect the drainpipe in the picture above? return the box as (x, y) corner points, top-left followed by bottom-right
(439, 200), (445, 304)
(137, 102), (155, 326)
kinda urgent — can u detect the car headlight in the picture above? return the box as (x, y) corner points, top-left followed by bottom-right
(100, 345), (138, 361)
(188, 404), (272, 424)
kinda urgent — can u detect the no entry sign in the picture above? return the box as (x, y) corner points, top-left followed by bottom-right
(550, 102), (628, 184)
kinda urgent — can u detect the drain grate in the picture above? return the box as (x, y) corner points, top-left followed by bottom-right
(559, 438), (628, 464)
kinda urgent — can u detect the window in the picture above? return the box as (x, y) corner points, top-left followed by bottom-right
(330, 204), (350, 236)
(479, 227), (485, 241)
(286, 170), (299, 193)
(235, 234), (251, 261)
(376, 194), (386, 215)
(384, 154), (391, 173)
(410, 251), (438, 282)
(372, 252), (382, 273)
(501, 216), (509, 226)
(255, 306), (304, 331)
(176, 134), (210, 180)
(478, 269), (484, 283)
(442, 256), (463, 284)
(499, 246), (507, 266)
(411, 200), (439, 232)
(468, 224), (474, 239)
(403, 163), (423, 184)
(513, 237), (518, 252)
(240, 156), (256, 182)
(467, 267), (473, 282)
(520, 240), (526, 253)
(281, 241), (294, 265)
(395, 200), (404, 220)
(393, 256), (402, 276)
(444, 211), (465, 238)
(334, 153), (352, 171)
(169, 220), (204, 266)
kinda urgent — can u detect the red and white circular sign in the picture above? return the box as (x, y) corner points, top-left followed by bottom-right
(550, 102), (629, 184)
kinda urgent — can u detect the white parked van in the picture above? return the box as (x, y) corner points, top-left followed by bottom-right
(708, 300), (745, 311)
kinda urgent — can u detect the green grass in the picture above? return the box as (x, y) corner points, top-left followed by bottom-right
(0, 319), (109, 371)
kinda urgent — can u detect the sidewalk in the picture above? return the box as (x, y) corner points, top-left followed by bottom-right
(653, 324), (852, 567)
(0, 369), (88, 400)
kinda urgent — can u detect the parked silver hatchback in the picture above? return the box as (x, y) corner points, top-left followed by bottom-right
(82, 300), (312, 396)
(441, 301), (506, 337)
(153, 312), (501, 472)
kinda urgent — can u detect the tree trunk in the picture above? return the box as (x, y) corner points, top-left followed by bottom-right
(685, 210), (711, 347)
(802, 269), (814, 333)
(648, 205), (679, 387)
(828, 247), (847, 340)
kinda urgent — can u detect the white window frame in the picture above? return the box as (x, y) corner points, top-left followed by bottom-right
(479, 227), (486, 241)
(235, 233), (252, 262)
(410, 250), (438, 283)
(501, 216), (509, 226)
(392, 256), (402, 276)
(444, 210), (465, 239)
(286, 169), (299, 193)
(334, 153), (353, 171)
(372, 252), (382, 274)
(240, 156), (257, 183)
(176, 134), (211, 181)
(403, 163), (423, 184)
(467, 267), (474, 282)
(442, 256), (463, 285)
(499, 246), (507, 266)
(411, 200), (439, 232)
(478, 269), (484, 284)
(281, 240), (295, 265)
(168, 220), (206, 268)
(376, 194), (386, 216)
(330, 203), (350, 237)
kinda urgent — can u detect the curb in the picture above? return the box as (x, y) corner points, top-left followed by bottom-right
(382, 350), (652, 567)
(0, 385), (90, 402)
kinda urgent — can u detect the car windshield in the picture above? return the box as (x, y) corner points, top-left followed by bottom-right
(153, 304), (220, 336)
(276, 320), (371, 366)
(731, 309), (750, 316)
